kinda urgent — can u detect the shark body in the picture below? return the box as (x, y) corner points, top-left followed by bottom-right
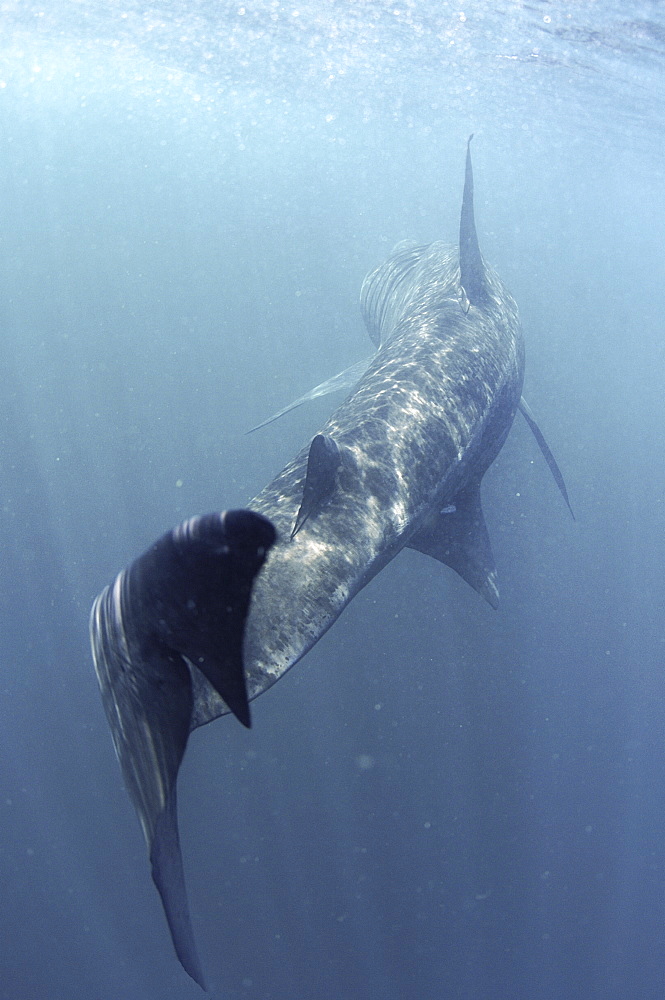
(90, 139), (571, 990)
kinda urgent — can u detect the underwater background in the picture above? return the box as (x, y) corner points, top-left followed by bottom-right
(1, 2), (665, 998)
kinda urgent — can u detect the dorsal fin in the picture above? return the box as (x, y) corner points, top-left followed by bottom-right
(292, 434), (341, 539)
(459, 134), (490, 309)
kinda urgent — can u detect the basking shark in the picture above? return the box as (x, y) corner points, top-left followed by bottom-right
(90, 139), (572, 991)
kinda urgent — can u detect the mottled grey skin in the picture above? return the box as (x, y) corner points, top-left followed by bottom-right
(90, 143), (531, 991)
(191, 242), (523, 728)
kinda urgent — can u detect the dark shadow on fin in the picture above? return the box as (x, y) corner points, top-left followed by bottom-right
(292, 434), (341, 539)
(136, 511), (276, 729)
(519, 397), (575, 520)
(407, 482), (499, 608)
(459, 134), (490, 310)
(90, 510), (276, 991)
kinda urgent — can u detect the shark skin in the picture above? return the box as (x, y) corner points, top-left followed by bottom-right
(235, 243), (520, 697)
(196, 139), (523, 728)
(90, 140), (569, 989)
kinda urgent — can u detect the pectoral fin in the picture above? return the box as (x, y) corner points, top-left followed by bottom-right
(292, 434), (341, 539)
(518, 397), (575, 520)
(248, 356), (372, 432)
(407, 483), (499, 609)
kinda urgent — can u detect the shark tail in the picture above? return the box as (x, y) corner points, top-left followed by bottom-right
(90, 510), (276, 990)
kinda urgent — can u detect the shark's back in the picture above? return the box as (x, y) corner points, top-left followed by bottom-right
(191, 238), (523, 728)
(88, 141), (576, 991)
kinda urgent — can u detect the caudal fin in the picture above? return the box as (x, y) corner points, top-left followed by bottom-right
(90, 510), (275, 990)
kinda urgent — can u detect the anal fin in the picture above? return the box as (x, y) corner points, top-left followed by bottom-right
(407, 483), (499, 609)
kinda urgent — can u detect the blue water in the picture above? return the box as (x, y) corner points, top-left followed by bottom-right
(1, 2), (665, 998)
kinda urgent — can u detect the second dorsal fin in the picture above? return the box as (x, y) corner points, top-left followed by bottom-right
(292, 434), (341, 539)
